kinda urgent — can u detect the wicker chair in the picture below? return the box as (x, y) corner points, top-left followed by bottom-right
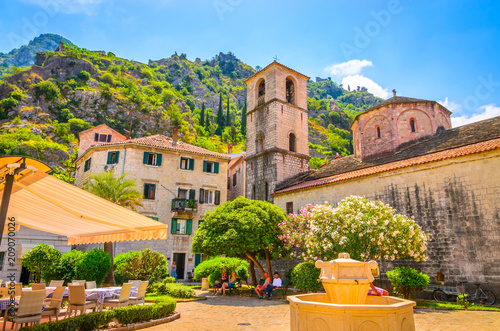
(85, 281), (97, 289)
(66, 285), (97, 317)
(41, 286), (65, 322)
(48, 280), (64, 287)
(71, 280), (86, 286)
(129, 281), (148, 305)
(128, 280), (141, 290)
(31, 284), (45, 291)
(14, 283), (23, 298)
(2, 289), (45, 331)
(102, 283), (132, 310)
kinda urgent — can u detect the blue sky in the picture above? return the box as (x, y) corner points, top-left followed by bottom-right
(1, 0), (500, 126)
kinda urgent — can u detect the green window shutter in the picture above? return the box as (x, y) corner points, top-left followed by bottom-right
(180, 157), (184, 168)
(149, 217), (158, 221)
(189, 189), (196, 200)
(143, 152), (149, 164)
(143, 184), (148, 198)
(171, 219), (177, 234)
(215, 190), (220, 205)
(203, 160), (207, 172)
(195, 254), (201, 267)
(114, 151), (120, 164)
(156, 153), (162, 166)
(177, 187), (181, 198)
(214, 162), (219, 174)
(107, 152), (113, 164)
(199, 188), (205, 204)
(189, 158), (195, 170)
(186, 219), (192, 235)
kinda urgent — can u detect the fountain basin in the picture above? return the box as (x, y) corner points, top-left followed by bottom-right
(288, 293), (415, 331)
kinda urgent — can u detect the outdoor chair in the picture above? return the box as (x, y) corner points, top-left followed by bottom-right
(102, 283), (132, 310)
(66, 285), (97, 317)
(14, 283), (23, 297)
(31, 284), (45, 291)
(41, 286), (65, 322)
(0, 287), (8, 298)
(250, 279), (265, 297)
(71, 280), (86, 286)
(129, 281), (148, 305)
(85, 281), (97, 289)
(3, 289), (45, 331)
(128, 280), (141, 290)
(228, 278), (241, 296)
(48, 280), (64, 287)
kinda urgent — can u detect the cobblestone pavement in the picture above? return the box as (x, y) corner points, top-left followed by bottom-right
(146, 291), (500, 331)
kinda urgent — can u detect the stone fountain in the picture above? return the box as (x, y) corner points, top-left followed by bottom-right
(287, 253), (416, 331)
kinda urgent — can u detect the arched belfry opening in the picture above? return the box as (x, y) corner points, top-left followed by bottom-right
(286, 77), (295, 105)
(289, 132), (296, 152)
(257, 79), (266, 106)
(410, 119), (416, 133)
(257, 133), (264, 153)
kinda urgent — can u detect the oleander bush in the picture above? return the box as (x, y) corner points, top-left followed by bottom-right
(291, 261), (322, 292)
(18, 300), (176, 330)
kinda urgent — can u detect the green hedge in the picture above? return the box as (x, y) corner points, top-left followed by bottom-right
(194, 256), (249, 285)
(291, 261), (322, 292)
(147, 280), (195, 299)
(18, 300), (176, 331)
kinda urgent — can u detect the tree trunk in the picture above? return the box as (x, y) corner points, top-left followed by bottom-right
(249, 260), (257, 286)
(104, 242), (114, 286)
(265, 250), (272, 276)
(245, 252), (266, 278)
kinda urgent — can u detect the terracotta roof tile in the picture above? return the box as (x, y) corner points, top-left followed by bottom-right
(89, 135), (230, 160)
(274, 137), (500, 195)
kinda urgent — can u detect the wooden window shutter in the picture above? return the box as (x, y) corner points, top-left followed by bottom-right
(215, 190), (220, 205)
(203, 160), (207, 172)
(177, 187), (181, 198)
(113, 151), (120, 164)
(94, 133), (99, 141)
(180, 157), (184, 168)
(170, 219), (177, 234)
(199, 188), (205, 204)
(149, 216), (159, 221)
(214, 162), (219, 174)
(189, 158), (195, 170)
(143, 152), (149, 164)
(189, 189), (196, 200)
(107, 135), (112, 142)
(107, 152), (113, 164)
(195, 254), (201, 266)
(156, 153), (162, 166)
(186, 219), (192, 235)
(143, 184), (148, 198)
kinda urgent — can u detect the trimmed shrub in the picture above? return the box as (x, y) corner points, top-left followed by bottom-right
(114, 249), (168, 284)
(147, 279), (195, 299)
(75, 248), (111, 285)
(44, 249), (83, 284)
(291, 261), (322, 292)
(386, 266), (430, 299)
(194, 256), (249, 285)
(21, 243), (61, 283)
(163, 276), (176, 283)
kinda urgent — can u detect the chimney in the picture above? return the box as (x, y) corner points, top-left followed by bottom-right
(227, 144), (233, 154)
(124, 134), (131, 140)
(172, 127), (178, 144)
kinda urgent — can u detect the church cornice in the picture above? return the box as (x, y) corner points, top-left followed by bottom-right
(246, 98), (309, 116)
(245, 147), (310, 161)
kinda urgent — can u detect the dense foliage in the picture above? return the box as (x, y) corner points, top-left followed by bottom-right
(193, 256), (249, 285)
(113, 249), (168, 284)
(290, 261), (322, 292)
(44, 249), (83, 284)
(278, 196), (429, 262)
(74, 248), (111, 285)
(386, 266), (430, 299)
(21, 243), (61, 283)
(192, 196), (286, 278)
(147, 279), (195, 298)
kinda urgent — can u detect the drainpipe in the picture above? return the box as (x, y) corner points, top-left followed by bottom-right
(121, 145), (126, 174)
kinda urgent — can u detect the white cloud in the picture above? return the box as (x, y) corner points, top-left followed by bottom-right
(450, 104), (500, 127)
(19, 0), (107, 14)
(341, 75), (390, 99)
(438, 97), (462, 112)
(325, 59), (373, 77)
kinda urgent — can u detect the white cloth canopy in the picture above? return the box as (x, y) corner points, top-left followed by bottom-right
(0, 157), (168, 245)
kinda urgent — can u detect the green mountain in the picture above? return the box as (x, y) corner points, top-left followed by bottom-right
(0, 34), (382, 181)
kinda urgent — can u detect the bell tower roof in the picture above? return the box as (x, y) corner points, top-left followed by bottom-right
(245, 61), (310, 84)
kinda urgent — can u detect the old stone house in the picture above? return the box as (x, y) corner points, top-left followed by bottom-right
(74, 125), (230, 280)
(227, 150), (246, 201)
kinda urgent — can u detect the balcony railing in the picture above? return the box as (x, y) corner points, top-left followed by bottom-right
(171, 198), (198, 212)
(256, 95), (265, 107)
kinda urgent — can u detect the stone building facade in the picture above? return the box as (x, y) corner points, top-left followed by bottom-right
(227, 152), (246, 201)
(274, 93), (500, 296)
(77, 124), (127, 158)
(244, 62), (310, 202)
(75, 128), (230, 280)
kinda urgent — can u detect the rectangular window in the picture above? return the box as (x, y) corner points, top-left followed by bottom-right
(286, 202), (294, 215)
(107, 151), (119, 164)
(143, 152), (162, 166)
(204, 190), (214, 204)
(180, 157), (194, 170)
(96, 133), (111, 142)
(0, 252), (4, 271)
(178, 188), (188, 199)
(148, 153), (157, 165)
(171, 219), (192, 235)
(84, 158), (92, 172)
(203, 161), (219, 173)
(144, 183), (156, 200)
(233, 173), (237, 187)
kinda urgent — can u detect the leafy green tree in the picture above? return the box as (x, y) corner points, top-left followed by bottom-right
(21, 243), (61, 283)
(217, 92), (224, 128)
(83, 171), (143, 285)
(194, 256), (249, 285)
(225, 94), (231, 127)
(75, 249), (111, 285)
(241, 99), (247, 135)
(44, 249), (83, 284)
(114, 249), (168, 283)
(200, 102), (205, 127)
(387, 266), (430, 299)
(34, 80), (60, 101)
(192, 196), (287, 279)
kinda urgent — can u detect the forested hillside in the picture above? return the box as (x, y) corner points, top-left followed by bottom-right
(0, 34), (383, 181)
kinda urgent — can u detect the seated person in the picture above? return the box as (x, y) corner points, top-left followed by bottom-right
(214, 270), (228, 295)
(368, 283), (389, 296)
(265, 272), (282, 300)
(255, 272), (271, 299)
(221, 271), (237, 296)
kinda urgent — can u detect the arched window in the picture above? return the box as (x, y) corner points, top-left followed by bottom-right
(265, 182), (269, 201)
(410, 119), (416, 132)
(376, 126), (381, 138)
(257, 79), (265, 106)
(286, 78), (295, 105)
(252, 185), (256, 200)
(257, 133), (264, 153)
(289, 133), (296, 152)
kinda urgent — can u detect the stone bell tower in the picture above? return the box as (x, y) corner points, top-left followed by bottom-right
(244, 61), (310, 202)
